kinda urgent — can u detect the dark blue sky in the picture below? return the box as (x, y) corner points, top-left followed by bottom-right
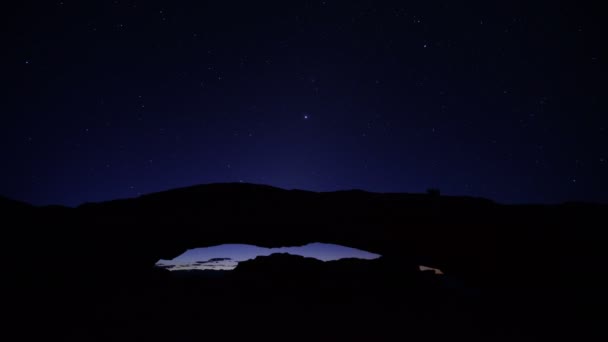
(156, 243), (381, 271)
(2, 1), (606, 206)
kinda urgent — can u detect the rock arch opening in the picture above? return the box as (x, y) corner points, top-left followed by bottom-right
(155, 242), (381, 271)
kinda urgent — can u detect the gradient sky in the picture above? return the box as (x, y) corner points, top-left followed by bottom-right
(2, 1), (606, 206)
(156, 243), (381, 270)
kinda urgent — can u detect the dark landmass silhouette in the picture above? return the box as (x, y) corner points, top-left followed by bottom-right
(3, 183), (607, 341)
(202, 257), (232, 263)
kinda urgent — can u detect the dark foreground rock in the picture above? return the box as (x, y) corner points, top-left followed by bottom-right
(2, 183), (607, 340)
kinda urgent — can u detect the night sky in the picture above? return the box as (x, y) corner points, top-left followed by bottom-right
(3, 1), (606, 206)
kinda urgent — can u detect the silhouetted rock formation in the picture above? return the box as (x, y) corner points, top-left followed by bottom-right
(4, 183), (608, 285)
(3, 183), (607, 341)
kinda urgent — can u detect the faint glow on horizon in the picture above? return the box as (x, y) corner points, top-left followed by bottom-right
(156, 243), (381, 271)
(419, 265), (444, 275)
